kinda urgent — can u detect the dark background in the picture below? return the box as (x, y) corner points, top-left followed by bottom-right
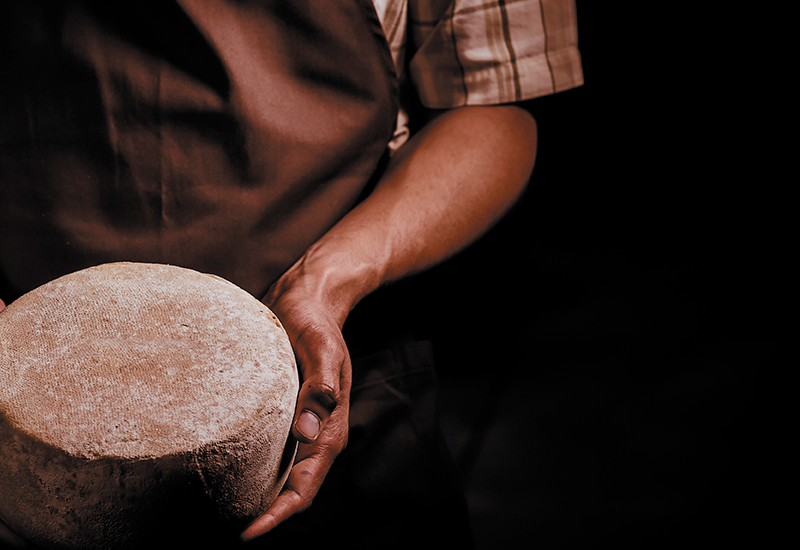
(353, 2), (762, 547)
(1, 2), (768, 548)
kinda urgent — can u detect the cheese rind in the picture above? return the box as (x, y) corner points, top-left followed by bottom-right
(0, 263), (299, 549)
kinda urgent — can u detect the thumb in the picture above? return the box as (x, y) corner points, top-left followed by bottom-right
(293, 382), (338, 443)
(291, 328), (347, 444)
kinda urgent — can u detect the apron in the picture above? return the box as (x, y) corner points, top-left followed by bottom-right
(0, 3), (474, 547)
(0, 0), (397, 302)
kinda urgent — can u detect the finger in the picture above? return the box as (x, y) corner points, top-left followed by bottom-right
(291, 328), (347, 444)
(0, 299), (6, 313)
(240, 431), (342, 541)
(239, 457), (320, 542)
(239, 488), (304, 541)
(293, 388), (335, 443)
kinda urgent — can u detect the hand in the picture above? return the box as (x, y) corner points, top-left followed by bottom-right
(240, 105), (536, 540)
(0, 299), (5, 312)
(240, 264), (352, 541)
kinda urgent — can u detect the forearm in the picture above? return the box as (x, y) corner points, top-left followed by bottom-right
(248, 105), (537, 539)
(267, 105), (537, 326)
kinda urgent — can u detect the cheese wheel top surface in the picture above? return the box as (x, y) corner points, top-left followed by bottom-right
(0, 262), (298, 459)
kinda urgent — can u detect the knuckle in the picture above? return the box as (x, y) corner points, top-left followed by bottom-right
(334, 433), (348, 453)
(318, 436), (346, 457)
(285, 489), (314, 514)
(323, 422), (349, 454)
(303, 383), (339, 414)
(296, 492), (314, 513)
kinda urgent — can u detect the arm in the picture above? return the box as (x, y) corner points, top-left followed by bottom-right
(241, 104), (537, 540)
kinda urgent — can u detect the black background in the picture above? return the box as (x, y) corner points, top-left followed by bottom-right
(351, 2), (763, 547)
(1, 2), (770, 548)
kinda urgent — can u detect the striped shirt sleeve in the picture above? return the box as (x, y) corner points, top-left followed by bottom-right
(406, 0), (583, 108)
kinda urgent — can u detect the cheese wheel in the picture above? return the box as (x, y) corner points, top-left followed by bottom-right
(0, 263), (299, 549)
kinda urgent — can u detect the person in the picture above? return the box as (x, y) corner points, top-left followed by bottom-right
(1, 1), (582, 547)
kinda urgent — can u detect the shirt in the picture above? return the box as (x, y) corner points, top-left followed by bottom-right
(372, 0), (583, 149)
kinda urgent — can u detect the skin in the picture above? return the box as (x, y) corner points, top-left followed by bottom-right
(0, 105), (536, 545)
(241, 104), (538, 541)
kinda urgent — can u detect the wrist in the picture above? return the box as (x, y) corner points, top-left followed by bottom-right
(267, 240), (384, 328)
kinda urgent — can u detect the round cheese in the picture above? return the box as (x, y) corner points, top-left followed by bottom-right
(0, 263), (298, 549)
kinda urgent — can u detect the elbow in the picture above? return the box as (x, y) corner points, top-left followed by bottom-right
(462, 104), (538, 188)
(480, 104), (538, 204)
(500, 105), (538, 185)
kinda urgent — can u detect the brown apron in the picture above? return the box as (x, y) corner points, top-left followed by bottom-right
(1, 4), (476, 547)
(0, 0), (397, 302)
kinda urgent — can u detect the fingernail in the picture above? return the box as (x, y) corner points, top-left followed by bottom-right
(295, 411), (320, 441)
